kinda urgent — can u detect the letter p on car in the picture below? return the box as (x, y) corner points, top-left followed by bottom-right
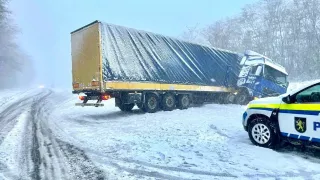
(314, 122), (320, 131)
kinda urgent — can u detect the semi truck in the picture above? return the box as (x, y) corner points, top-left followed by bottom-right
(71, 20), (289, 113)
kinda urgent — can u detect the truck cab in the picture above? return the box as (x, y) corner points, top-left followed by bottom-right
(234, 50), (288, 104)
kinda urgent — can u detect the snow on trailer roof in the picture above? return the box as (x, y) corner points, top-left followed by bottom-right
(71, 20), (241, 56)
(71, 20), (100, 34)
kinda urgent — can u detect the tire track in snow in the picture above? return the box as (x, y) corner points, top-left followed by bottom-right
(119, 158), (236, 178)
(56, 139), (106, 180)
(104, 157), (320, 180)
(27, 90), (106, 180)
(0, 90), (49, 180)
(209, 124), (230, 138)
(0, 161), (20, 180)
(0, 89), (33, 108)
(88, 152), (237, 179)
(0, 90), (47, 146)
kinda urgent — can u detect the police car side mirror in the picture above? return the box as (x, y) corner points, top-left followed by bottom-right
(282, 95), (292, 104)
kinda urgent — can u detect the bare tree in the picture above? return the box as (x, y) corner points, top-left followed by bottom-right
(179, 24), (211, 46)
(0, 0), (33, 89)
(184, 0), (320, 81)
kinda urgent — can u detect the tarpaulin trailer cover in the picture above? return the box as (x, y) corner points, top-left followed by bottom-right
(71, 21), (242, 92)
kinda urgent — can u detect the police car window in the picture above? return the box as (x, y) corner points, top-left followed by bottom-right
(295, 84), (320, 103)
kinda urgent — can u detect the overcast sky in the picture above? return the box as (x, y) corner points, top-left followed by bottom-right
(9, 0), (257, 88)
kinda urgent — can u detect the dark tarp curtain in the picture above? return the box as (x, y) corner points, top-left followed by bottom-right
(100, 22), (241, 88)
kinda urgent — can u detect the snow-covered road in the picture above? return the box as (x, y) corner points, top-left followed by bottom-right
(0, 89), (320, 180)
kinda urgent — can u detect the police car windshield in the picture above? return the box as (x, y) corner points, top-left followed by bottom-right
(264, 65), (287, 85)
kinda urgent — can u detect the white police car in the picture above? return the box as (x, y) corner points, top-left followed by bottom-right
(243, 80), (320, 149)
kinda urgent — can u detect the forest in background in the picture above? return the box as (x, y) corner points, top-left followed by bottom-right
(182, 0), (320, 81)
(0, 0), (33, 89)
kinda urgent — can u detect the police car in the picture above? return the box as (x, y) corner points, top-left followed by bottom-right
(242, 80), (320, 149)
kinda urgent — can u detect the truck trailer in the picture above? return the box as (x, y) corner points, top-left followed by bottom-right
(71, 20), (289, 112)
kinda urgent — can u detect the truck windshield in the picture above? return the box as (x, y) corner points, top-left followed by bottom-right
(264, 65), (287, 85)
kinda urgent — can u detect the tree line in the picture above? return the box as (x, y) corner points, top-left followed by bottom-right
(182, 0), (320, 81)
(0, 0), (33, 89)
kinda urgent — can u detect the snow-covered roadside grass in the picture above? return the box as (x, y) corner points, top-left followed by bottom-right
(0, 89), (21, 108)
(0, 88), (39, 109)
(0, 112), (29, 180)
(49, 90), (320, 179)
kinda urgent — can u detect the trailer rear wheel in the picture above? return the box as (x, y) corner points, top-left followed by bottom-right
(177, 94), (190, 109)
(161, 93), (176, 111)
(143, 93), (159, 113)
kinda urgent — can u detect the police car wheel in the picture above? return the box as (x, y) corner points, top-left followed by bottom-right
(248, 117), (277, 148)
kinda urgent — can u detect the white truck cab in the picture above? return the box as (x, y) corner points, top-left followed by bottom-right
(242, 80), (320, 149)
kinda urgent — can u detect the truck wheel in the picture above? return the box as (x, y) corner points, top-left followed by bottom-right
(143, 93), (159, 113)
(235, 92), (249, 105)
(248, 117), (278, 149)
(161, 93), (176, 111)
(118, 103), (135, 112)
(218, 94), (226, 104)
(225, 93), (235, 104)
(177, 94), (190, 109)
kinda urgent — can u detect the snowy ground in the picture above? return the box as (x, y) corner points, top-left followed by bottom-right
(0, 84), (320, 180)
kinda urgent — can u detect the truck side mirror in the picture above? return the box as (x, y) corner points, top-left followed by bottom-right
(282, 95), (292, 104)
(255, 66), (262, 76)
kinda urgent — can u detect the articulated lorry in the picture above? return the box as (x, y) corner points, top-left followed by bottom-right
(71, 20), (289, 113)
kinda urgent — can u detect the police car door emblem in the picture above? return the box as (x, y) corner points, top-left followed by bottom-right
(295, 117), (306, 133)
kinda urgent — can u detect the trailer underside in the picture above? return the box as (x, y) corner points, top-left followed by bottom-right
(73, 86), (232, 113)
